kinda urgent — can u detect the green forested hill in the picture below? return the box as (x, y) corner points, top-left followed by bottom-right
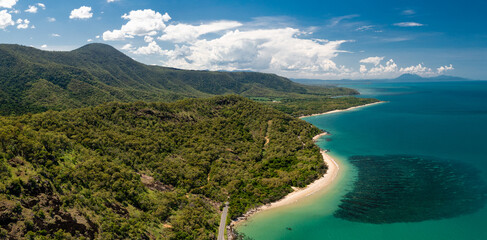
(0, 95), (326, 239)
(0, 43), (358, 115)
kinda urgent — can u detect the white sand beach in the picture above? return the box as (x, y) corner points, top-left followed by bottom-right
(230, 132), (339, 227)
(259, 147), (339, 210)
(299, 101), (386, 119)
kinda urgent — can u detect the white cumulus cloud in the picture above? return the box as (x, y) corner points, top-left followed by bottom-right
(70, 6), (93, 20)
(161, 27), (348, 75)
(107, 13), (453, 80)
(0, 0), (18, 8)
(159, 20), (243, 43)
(437, 64), (454, 74)
(25, 5), (37, 13)
(367, 59), (398, 75)
(51, 33), (60, 37)
(103, 29), (132, 41)
(103, 9), (171, 41)
(26, 3), (45, 13)
(144, 35), (154, 43)
(393, 22), (424, 27)
(359, 56), (384, 66)
(399, 63), (433, 75)
(359, 65), (367, 73)
(16, 18), (29, 29)
(121, 43), (135, 51)
(107, 0), (119, 2)
(105, 10), (349, 77)
(0, 9), (14, 29)
(47, 17), (55, 22)
(358, 58), (450, 78)
(133, 41), (164, 55)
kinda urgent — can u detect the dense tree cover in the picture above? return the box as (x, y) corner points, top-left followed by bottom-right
(0, 43), (358, 115)
(252, 96), (379, 117)
(0, 95), (326, 239)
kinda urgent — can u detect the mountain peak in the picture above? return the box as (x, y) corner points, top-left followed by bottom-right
(395, 73), (422, 80)
(71, 43), (137, 65)
(75, 43), (117, 50)
(73, 43), (122, 55)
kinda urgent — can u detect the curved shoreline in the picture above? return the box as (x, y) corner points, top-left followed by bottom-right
(299, 101), (386, 119)
(230, 101), (384, 236)
(230, 132), (339, 229)
(257, 145), (339, 211)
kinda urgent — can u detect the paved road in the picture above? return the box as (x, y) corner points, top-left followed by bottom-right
(217, 202), (229, 240)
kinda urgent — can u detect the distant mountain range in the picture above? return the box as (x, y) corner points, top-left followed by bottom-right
(0, 43), (357, 115)
(393, 73), (470, 82)
(292, 74), (472, 85)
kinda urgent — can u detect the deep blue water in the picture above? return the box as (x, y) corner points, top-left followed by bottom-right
(238, 81), (487, 239)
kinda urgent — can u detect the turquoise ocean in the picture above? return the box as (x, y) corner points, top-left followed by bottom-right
(237, 81), (487, 240)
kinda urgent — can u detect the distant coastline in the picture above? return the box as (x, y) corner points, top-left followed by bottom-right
(299, 101), (386, 119)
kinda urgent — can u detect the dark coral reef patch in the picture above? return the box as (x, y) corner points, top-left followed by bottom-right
(334, 155), (487, 224)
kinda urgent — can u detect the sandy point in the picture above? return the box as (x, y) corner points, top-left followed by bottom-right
(299, 101), (386, 119)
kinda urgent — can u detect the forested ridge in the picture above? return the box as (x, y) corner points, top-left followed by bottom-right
(0, 43), (358, 115)
(0, 95), (326, 239)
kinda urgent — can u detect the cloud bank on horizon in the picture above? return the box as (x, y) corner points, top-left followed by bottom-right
(101, 9), (452, 79)
(1, 0), (482, 80)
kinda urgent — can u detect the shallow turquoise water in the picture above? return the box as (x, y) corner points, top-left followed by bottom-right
(238, 81), (487, 240)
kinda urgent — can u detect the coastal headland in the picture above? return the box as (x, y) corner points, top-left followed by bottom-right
(230, 101), (386, 236)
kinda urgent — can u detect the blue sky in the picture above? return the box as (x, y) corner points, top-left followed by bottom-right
(1, 0), (486, 79)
